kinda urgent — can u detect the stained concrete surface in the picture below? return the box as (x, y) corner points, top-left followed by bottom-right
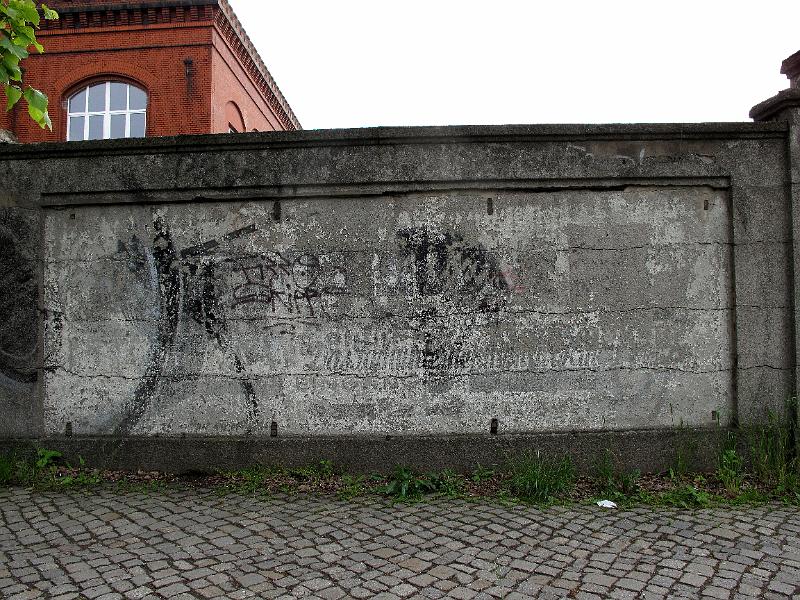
(0, 124), (794, 470)
(42, 187), (734, 436)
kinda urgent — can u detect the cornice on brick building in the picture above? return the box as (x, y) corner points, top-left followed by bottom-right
(213, 2), (300, 130)
(42, 0), (301, 130)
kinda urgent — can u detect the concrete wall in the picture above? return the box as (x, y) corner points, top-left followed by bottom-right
(0, 124), (795, 470)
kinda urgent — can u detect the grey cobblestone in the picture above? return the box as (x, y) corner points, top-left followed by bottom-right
(1, 488), (800, 598)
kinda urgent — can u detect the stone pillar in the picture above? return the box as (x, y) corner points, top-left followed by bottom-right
(750, 50), (800, 444)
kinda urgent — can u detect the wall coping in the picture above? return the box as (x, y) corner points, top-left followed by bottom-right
(0, 122), (787, 160)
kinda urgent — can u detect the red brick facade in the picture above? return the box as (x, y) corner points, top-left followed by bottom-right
(0, 0), (300, 143)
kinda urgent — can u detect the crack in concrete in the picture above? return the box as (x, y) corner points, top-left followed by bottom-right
(49, 363), (750, 383)
(45, 238), (758, 267)
(45, 304), (756, 326)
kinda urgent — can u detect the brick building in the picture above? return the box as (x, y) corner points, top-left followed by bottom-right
(1, 0), (301, 143)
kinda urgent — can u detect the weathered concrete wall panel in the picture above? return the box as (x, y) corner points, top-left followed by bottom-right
(0, 206), (41, 437)
(0, 124), (795, 471)
(43, 185), (734, 436)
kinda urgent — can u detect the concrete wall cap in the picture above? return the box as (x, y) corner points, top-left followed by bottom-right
(781, 49), (800, 84)
(0, 122), (786, 160)
(750, 88), (800, 122)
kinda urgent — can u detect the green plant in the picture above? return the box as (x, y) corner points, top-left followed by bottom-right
(35, 448), (60, 470)
(0, 454), (17, 485)
(289, 460), (335, 482)
(427, 469), (465, 497)
(729, 488), (770, 505)
(215, 465), (271, 497)
(594, 450), (616, 494)
(1, 1), (59, 128)
(337, 474), (366, 501)
(504, 453), (575, 505)
(0, 450), (37, 486)
(658, 484), (712, 509)
(0, 453), (14, 485)
(317, 459), (334, 479)
(617, 471), (641, 496)
(57, 457), (102, 488)
(591, 450), (641, 503)
(749, 399), (800, 495)
(0, 447), (82, 489)
(669, 442), (696, 482)
(471, 464), (495, 483)
(382, 466), (439, 501)
(56, 470), (101, 487)
(717, 442), (744, 496)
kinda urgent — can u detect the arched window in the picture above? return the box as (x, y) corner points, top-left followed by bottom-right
(67, 81), (147, 141)
(225, 101), (245, 133)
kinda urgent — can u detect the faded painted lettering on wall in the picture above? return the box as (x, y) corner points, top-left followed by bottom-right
(42, 189), (733, 435)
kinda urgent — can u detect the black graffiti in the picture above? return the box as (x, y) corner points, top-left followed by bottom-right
(180, 223), (256, 259)
(115, 219), (259, 435)
(230, 251), (345, 317)
(116, 218), (183, 435)
(396, 228), (508, 312)
(396, 227), (511, 377)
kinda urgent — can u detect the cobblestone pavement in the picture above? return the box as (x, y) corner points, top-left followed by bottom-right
(1, 488), (800, 599)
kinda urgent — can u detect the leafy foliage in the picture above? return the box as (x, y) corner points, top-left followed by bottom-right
(717, 446), (744, 495)
(471, 464), (495, 483)
(427, 469), (465, 497)
(337, 474), (368, 501)
(214, 465), (274, 497)
(749, 399), (800, 496)
(289, 459), (335, 482)
(0, 447), (102, 489)
(657, 483), (712, 509)
(1, 0), (58, 128)
(593, 449), (642, 503)
(504, 453), (575, 505)
(382, 466), (440, 501)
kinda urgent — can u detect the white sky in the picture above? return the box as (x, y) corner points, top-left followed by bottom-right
(227, 0), (800, 131)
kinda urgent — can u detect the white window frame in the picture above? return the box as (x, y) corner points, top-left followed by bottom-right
(66, 81), (147, 141)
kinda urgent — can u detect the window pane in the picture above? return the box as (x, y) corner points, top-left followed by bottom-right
(110, 114), (126, 139)
(68, 116), (85, 141)
(129, 86), (147, 111)
(130, 113), (145, 138)
(68, 88), (87, 114)
(88, 115), (104, 140)
(109, 82), (127, 111)
(87, 83), (106, 112)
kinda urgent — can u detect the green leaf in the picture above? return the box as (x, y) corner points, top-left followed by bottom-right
(14, 25), (36, 43)
(0, 34), (30, 60)
(3, 54), (21, 81)
(12, 25), (42, 52)
(10, 30), (34, 50)
(23, 86), (51, 129)
(5, 84), (22, 110)
(0, 5), (22, 22)
(23, 86), (47, 112)
(10, 0), (40, 27)
(41, 4), (59, 20)
(0, 2), (54, 128)
(27, 102), (44, 126)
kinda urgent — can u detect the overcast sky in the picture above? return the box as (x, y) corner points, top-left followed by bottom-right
(227, 0), (800, 131)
